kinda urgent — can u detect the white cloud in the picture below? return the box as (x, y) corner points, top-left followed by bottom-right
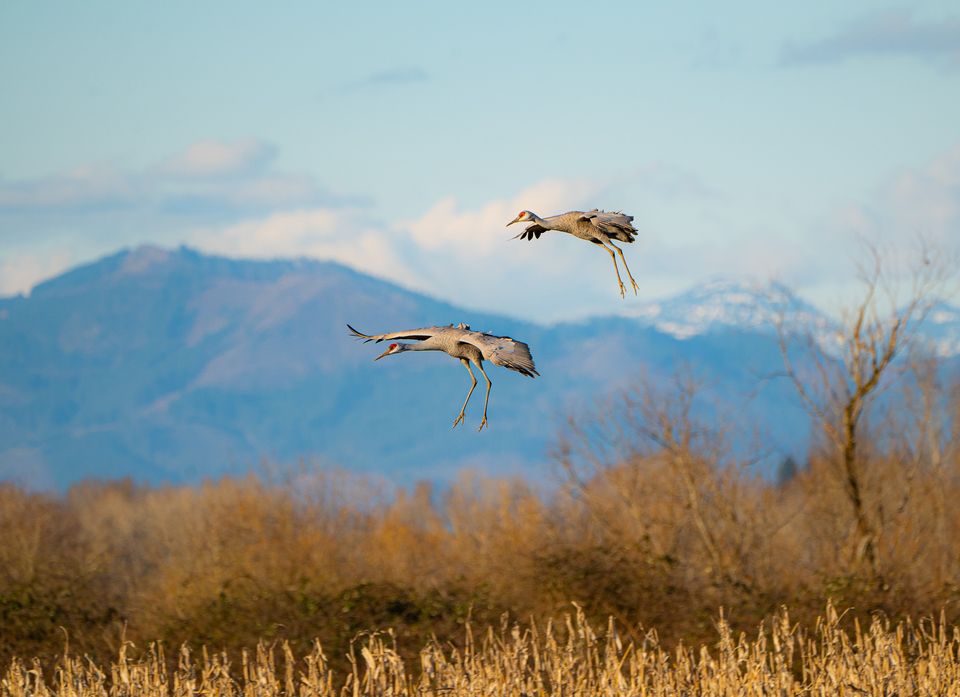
(0, 166), (139, 211)
(837, 144), (960, 249)
(4, 138), (958, 322)
(396, 179), (625, 318)
(776, 144), (960, 309)
(0, 138), (345, 221)
(0, 139), (362, 300)
(782, 9), (960, 68)
(883, 145), (960, 240)
(404, 178), (593, 255)
(0, 249), (76, 296)
(188, 177), (629, 321)
(157, 138), (277, 179)
(192, 207), (419, 288)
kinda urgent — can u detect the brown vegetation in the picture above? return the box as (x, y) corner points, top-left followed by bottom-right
(5, 604), (960, 697)
(2, 373), (960, 674)
(3, 247), (959, 685)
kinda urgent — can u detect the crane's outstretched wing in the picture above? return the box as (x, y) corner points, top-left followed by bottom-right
(346, 324), (440, 343)
(581, 209), (637, 243)
(512, 224), (547, 241)
(461, 332), (539, 378)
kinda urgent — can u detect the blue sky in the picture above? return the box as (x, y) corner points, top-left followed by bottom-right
(1, 2), (958, 321)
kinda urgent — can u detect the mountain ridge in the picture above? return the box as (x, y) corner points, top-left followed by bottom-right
(1, 245), (957, 490)
(7, 246), (959, 352)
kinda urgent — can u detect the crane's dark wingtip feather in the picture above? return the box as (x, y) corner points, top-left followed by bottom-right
(346, 323), (373, 342)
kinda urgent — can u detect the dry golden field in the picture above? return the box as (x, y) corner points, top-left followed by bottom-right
(4, 605), (960, 697)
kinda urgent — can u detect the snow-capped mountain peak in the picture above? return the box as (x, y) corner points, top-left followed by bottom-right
(917, 301), (960, 357)
(625, 278), (960, 357)
(627, 277), (832, 340)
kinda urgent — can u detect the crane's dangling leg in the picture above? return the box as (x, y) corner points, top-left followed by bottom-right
(476, 361), (493, 431)
(599, 242), (626, 298)
(453, 358), (477, 428)
(608, 241), (639, 295)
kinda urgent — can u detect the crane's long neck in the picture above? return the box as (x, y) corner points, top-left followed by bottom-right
(398, 342), (436, 353)
(533, 213), (559, 230)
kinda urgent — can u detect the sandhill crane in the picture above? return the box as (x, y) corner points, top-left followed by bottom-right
(507, 209), (640, 298)
(347, 322), (538, 431)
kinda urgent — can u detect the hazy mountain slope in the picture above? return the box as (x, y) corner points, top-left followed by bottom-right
(9, 246), (945, 490)
(0, 247), (549, 487)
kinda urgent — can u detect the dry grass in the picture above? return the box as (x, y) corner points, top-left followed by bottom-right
(4, 447), (960, 673)
(4, 604), (960, 697)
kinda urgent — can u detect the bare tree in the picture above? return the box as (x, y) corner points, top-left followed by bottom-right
(778, 244), (947, 582)
(557, 372), (773, 592)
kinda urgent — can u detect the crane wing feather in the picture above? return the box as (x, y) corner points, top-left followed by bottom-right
(512, 224), (546, 241)
(346, 324), (439, 343)
(581, 209), (637, 242)
(460, 332), (539, 378)
(348, 324), (539, 377)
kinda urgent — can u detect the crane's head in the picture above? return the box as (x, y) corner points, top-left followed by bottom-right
(506, 210), (536, 227)
(374, 343), (406, 361)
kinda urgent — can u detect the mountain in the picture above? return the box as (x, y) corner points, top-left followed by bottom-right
(625, 278), (834, 339)
(920, 302), (960, 357)
(4, 246), (954, 491)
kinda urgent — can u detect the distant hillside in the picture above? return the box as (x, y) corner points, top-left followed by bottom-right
(625, 277), (834, 339)
(2, 246), (954, 490)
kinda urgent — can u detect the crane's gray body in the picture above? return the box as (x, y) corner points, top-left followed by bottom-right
(514, 209), (637, 245)
(346, 323), (538, 430)
(508, 208), (642, 297)
(347, 323), (538, 377)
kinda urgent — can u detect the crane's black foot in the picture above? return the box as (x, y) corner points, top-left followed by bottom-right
(452, 412), (466, 428)
(630, 278), (640, 295)
(477, 416), (488, 431)
(617, 281), (626, 299)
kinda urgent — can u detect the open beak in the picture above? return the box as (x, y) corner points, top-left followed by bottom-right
(374, 348), (391, 361)
(506, 215), (521, 227)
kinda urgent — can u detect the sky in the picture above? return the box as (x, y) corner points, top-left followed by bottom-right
(1, 2), (959, 322)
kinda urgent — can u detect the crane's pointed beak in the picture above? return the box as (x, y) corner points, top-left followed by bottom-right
(374, 348), (392, 361)
(506, 216), (520, 227)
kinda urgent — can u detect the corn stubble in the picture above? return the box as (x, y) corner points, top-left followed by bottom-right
(4, 604), (959, 697)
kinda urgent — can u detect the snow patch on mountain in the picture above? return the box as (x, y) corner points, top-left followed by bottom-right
(625, 278), (960, 357)
(917, 302), (960, 357)
(626, 277), (835, 340)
